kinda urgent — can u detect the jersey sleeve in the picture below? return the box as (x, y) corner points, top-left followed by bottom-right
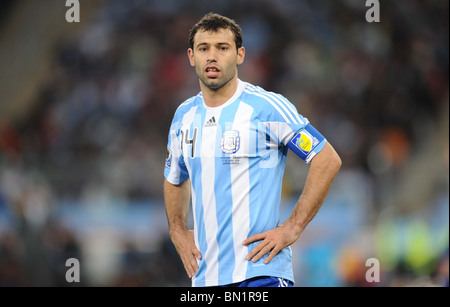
(164, 119), (189, 185)
(261, 92), (327, 164)
(260, 91), (308, 145)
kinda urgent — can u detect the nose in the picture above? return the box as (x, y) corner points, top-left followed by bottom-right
(207, 49), (217, 63)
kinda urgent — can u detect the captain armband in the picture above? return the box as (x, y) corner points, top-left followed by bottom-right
(287, 124), (327, 164)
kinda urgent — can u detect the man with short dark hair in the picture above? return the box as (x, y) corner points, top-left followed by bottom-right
(164, 12), (342, 287)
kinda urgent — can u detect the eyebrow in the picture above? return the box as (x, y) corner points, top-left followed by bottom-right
(196, 42), (232, 48)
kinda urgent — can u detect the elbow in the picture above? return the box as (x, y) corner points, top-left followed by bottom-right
(333, 153), (342, 173)
(333, 147), (342, 167)
(311, 142), (342, 175)
(328, 147), (342, 175)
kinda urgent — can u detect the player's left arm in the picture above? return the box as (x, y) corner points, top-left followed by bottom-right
(243, 141), (342, 264)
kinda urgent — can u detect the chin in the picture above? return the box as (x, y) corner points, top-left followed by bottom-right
(202, 75), (235, 91)
(202, 79), (223, 90)
(206, 82), (223, 90)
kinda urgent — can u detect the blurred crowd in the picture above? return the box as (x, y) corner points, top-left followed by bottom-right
(0, 0), (448, 286)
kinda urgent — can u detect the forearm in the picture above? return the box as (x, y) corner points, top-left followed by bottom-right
(164, 179), (191, 235)
(285, 142), (342, 236)
(164, 179), (201, 278)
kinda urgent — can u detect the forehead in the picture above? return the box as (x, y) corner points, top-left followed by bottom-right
(193, 28), (236, 47)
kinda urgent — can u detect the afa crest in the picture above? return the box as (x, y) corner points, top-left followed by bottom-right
(221, 130), (240, 154)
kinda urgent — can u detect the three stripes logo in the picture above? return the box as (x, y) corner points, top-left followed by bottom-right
(204, 116), (217, 128)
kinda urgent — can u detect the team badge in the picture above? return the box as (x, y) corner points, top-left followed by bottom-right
(221, 130), (240, 154)
(165, 147), (172, 167)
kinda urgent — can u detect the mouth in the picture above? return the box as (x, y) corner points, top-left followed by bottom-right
(205, 65), (220, 78)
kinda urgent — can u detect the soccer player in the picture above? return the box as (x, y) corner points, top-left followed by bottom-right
(164, 13), (342, 287)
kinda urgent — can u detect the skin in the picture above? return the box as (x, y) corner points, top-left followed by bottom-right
(164, 179), (201, 278)
(187, 28), (245, 108)
(164, 28), (342, 279)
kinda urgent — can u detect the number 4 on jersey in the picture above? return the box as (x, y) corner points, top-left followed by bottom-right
(180, 128), (198, 159)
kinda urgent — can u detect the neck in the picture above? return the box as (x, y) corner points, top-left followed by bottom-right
(200, 76), (239, 108)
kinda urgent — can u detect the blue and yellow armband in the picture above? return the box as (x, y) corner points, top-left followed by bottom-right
(288, 124), (327, 163)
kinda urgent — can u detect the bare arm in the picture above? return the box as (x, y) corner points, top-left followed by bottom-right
(243, 142), (342, 264)
(164, 179), (201, 278)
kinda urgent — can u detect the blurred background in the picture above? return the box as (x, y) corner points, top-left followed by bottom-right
(0, 0), (448, 287)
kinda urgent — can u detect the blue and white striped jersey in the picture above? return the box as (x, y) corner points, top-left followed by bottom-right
(164, 79), (326, 287)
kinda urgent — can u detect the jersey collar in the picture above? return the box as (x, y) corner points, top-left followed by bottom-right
(201, 79), (248, 111)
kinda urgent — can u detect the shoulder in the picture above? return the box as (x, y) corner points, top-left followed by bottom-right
(243, 84), (292, 110)
(243, 83), (284, 100)
(242, 83), (304, 124)
(171, 93), (202, 122)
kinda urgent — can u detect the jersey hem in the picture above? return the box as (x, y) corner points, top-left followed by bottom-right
(192, 271), (295, 287)
(164, 174), (188, 186)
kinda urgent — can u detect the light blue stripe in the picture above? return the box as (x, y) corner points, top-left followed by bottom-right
(191, 157), (206, 287)
(213, 101), (241, 284)
(190, 106), (207, 287)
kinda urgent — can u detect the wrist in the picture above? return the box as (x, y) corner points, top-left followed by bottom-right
(169, 224), (188, 239)
(284, 211), (306, 238)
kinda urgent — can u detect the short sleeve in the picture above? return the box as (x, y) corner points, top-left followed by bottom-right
(259, 91), (309, 146)
(164, 120), (189, 185)
(255, 90), (327, 163)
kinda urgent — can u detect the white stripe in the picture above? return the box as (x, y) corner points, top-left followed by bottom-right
(263, 91), (305, 125)
(201, 109), (220, 286)
(231, 101), (253, 282)
(180, 105), (198, 127)
(278, 278), (284, 287)
(178, 97), (196, 109)
(244, 89), (291, 124)
(277, 278), (288, 287)
(266, 122), (298, 146)
(247, 85), (303, 125)
(166, 131), (182, 184)
(178, 92), (202, 109)
(247, 86), (299, 125)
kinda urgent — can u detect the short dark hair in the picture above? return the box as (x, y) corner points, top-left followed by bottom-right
(189, 13), (243, 50)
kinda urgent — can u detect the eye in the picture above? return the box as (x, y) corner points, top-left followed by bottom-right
(220, 46), (229, 51)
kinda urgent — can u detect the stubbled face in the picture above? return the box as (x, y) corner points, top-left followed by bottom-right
(188, 28), (245, 91)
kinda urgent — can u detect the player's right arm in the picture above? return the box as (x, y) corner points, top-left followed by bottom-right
(164, 179), (202, 279)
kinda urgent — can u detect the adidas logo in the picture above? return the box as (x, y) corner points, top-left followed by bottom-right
(204, 116), (217, 127)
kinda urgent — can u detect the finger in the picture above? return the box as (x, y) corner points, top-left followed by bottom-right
(245, 240), (268, 261)
(251, 242), (276, 263)
(264, 245), (281, 264)
(190, 252), (201, 275)
(242, 233), (265, 246)
(183, 252), (200, 278)
(193, 248), (202, 260)
(182, 256), (194, 278)
(182, 258), (195, 278)
(186, 262), (198, 278)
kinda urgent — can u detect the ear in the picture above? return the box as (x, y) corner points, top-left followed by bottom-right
(187, 48), (195, 67)
(237, 47), (245, 66)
